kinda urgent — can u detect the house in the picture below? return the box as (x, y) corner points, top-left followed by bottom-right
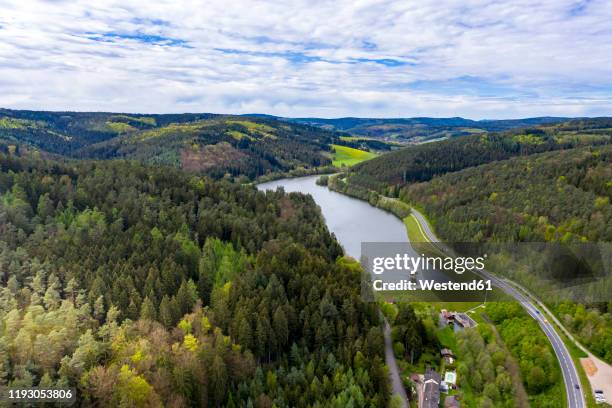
(444, 395), (461, 407)
(441, 309), (478, 330)
(441, 348), (455, 365)
(422, 367), (441, 408)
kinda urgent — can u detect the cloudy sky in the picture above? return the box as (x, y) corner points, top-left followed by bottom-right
(0, 0), (611, 118)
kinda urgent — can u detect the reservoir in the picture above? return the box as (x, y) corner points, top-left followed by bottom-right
(257, 175), (408, 259)
(257, 175), (486, 302)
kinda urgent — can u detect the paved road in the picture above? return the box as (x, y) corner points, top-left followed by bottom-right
(410, 208), (586, 408)
(383, 317), (409, 407)
(508, 280), (612, 404)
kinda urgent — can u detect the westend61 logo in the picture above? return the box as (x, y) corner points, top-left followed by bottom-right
(372, 253), (486, 275)
(361, 241), (610, 303)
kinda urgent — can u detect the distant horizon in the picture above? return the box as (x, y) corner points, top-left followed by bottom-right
(1, 106), (603, 122)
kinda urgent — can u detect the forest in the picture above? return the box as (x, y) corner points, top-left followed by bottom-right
(0, 145), (417, 406)
(483, 302), (563, 408)
(0, 109), (340, 181)
(454, 323), (522, 408)
(344, 118), (611, 193)
(401, 146), (611, 243)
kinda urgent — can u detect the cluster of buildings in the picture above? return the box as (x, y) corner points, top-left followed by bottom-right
(408, 308), (485, 407)
(413, 352), (459, 408)
(411, 308), (480, 408)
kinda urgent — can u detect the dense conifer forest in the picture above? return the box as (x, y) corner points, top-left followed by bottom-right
(0, 145), (420, 406)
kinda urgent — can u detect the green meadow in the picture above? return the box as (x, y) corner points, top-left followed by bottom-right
(331, 144), (377, 166)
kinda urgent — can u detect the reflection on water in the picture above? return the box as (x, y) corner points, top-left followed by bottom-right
(257, 175), (408, 259)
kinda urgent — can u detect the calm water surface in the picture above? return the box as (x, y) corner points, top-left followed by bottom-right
(257, 175), (408, 259)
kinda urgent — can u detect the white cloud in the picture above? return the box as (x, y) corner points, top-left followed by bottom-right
(0, 0), (611, 118)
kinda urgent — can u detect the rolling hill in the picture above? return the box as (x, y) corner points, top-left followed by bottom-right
(0, 109), (341, 180)
(0, 141), (392, 407)
(403, 145), (611, 242)
(342, 118), (612, 193)
(281, 116), (570, 143)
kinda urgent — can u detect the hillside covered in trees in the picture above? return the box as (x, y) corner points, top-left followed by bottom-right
(0, 109), (340, 180)
(344, 118), (612, 193)
(0, 146), (417, 406)
(283, 116), (569, 143)
(342, 125), (612, 364)
(402, 146), (611, 243)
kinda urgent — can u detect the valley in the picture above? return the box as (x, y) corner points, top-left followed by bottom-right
(0, 109), (610, 407)
(2, 1), (611, 406)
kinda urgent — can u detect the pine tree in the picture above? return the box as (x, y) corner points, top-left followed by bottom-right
(237, 317), (253, 351)
(176, 279), (197, 316)
(210, 355), (227, 407)
(159, 295), (174, 328)
(140, 296), (157, 321)
(273, 307), (289, 351)
(93, 296), (105, 322)
(43, 284), (61, 310)
(36, 193), (55, 221)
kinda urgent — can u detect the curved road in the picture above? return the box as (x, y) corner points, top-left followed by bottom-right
(410, 208), (586, 408)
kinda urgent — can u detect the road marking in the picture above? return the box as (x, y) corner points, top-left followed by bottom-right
(411, 213), (429, 241)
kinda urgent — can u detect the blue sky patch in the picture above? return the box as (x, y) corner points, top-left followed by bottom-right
(85, 32), (190, 47)
(215, 48), (323, 63)
(130, 18), (171, 26)
(349, 58), (410, 67)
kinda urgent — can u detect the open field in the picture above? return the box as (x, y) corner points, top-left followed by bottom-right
(330, 144), (377, 166)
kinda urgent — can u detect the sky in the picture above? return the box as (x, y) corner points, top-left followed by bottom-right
(0, 0), (611, 119)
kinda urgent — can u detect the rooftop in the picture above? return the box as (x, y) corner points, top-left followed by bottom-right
(423, 368), (441, 408)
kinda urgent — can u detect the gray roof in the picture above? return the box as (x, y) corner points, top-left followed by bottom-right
(423, 368), (441, 408)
